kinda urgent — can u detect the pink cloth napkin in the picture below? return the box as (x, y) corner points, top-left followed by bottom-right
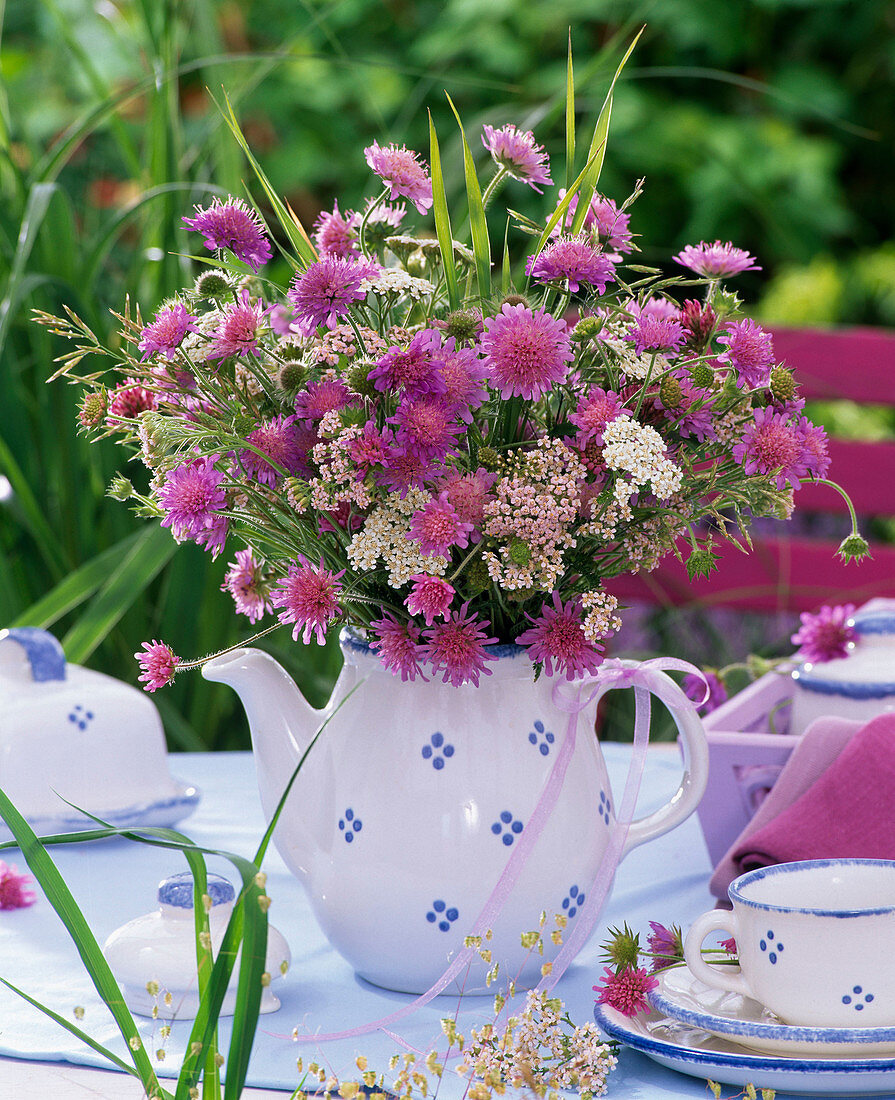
(709, 714), (884, 902)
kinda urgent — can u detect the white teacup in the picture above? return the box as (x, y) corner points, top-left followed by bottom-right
(684, 859), (895, 1028)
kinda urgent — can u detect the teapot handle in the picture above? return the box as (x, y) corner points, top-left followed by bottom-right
(614, 666), (710, 859)
(0, 627), (67, 682)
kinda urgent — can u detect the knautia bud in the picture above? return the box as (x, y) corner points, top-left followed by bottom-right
(277, 359), (307, 396)
(476, 445), (501, 470)
(769, 365), (796, 402)
(193, 268), (234, 299)
(232, 413), (257, 437)
(278, 341), (304, 361)
(443, 309), (481, 343)
(465, 559), (491, 594)
(573, 316), (603, 342)
(78, 388), (108, 430)
(108, 475), (135, 501)
(500, 292), (529, 309)
(347, 360), (378, 398)
(688, 360), (715, 389)
(659, 374), (683, 409)
(507, 538), (532, 566)
(837, 533), (871, 563)
(685, 545), (719, 581)
(711, 288), (742, 319)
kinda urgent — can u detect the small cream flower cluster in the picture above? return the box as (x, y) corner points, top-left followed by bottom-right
(483, 439), (585, 592)
(310, 427), (374, 511)
(363, 269), (435, 300)
(580, 589), (622, 643)
(347, 488), (447, 585)
(311, 323), (387, 366)
(601, 415), (683, 503)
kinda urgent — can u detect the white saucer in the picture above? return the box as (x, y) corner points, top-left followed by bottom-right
(595, 1002), (895, 1096)
(649, 963), (895, 1056)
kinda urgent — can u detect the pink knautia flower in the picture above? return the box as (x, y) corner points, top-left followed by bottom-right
(526, 236), (617, 294)
(405, 574), (456, 625)
(569, 386), (626, 448)
(377, 446), (433, 496)
(625, 296), (681, 322)
(791, 603), (857, 663)
(439, 339), (488, 420)
(293, 375), (354, 425)
(421, 603), (498, 687)
(207, 290), (268, 361)
(271, 556), (345, 645)
(647, 921), (685, 972)
(269, 303), (299, 338)
(716, 319), (774, 390)
(369, 328), (447, 397)
(407, 493), (473, 556)
(240, 414), (309, 485)
(182, 197), (272, 273)
(106, 378), (157, 425)
(312, 200), (359, 258)
(157, 454), (229, 557)
(369, 613), (426, 681)
(222, 548), (273, 623)
(0, 860), (36, 909)
(516, 592), (605, 681)
(683, 670), (727, 714)
(346, 420), (394, 478)
(673, 240), (760, 279)
(139, 302), (197, 361)
(731, 407), (808, 491)
(287, 255), (375, 336)
(721, 937), (738, 955)
(392, 393), (463, 463)
(594, 965), (659, 1017)
(625, 312), (686, 358)
(481, 303), (574, 400)
(481, 123), (552, 192)
(135, 640), (181, 693)
(796, 415), (831, 479)
(439, 467), (497, 539)
(679, 298), (717, 348)
(362, 198), (407, 233)
(554, 191), (633, 254)
(364, 141), (433, 214)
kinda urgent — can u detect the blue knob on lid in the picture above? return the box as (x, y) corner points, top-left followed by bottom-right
(158, 871), (235, 909)
(0, 627), (67, 682)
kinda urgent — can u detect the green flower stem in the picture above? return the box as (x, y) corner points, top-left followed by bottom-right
(480, 166), (508, 212)
(807, 477), (862, 536)
(358, 186), (389, 259)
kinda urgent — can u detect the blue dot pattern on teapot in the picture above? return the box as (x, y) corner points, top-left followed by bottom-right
(528, 719), (555, 756)
(759, 930), (784, 964)
(68, 704), (95, 731)
(421, 731), (455, 770)
(842, 986), (875, 1011)
(491, 810), (524, 846)
(561, 884), (585, 918)
(599, 790), (611, 825)
(425, 899), (459, 932)
(338, 807), (363, 842)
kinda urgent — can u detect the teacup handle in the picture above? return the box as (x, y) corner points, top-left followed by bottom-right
(684, 909), (751, 996)
(615, 667), (710, 858)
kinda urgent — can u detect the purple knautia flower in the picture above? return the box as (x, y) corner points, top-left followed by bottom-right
(312, 200), (360, 258)
(481, 123), (552, 192)
(364, 141), (433, 214)
(392, 394), (463, 463)
(554, 191), (634, 254)
(270, 556), (345, 645)
(346, 420), (394, 478)
(0, 860), (36, 909)
(625, 297), (681, 322)
(377, 446), (433, 496)
(516, 592), (605, 681)
(405, 573), (455, 625)
(222, 548), (273, 623)
(369, 612), (426, 681)
(791, 603), (857, 663)
(683, 670), (727, 714)
(593, 965), (659, 1017)
(796, 415), (831, 479)
(157, 454), (229, 557)
(673, 240), (760, 279)
(207, 290), (268, 361)
(647, 921), (685, 972)
(716, 319), (775, 390)
(569, 386), (626, 448)
(287, 255), (375, 336)
(481, 303), (574, 400)
(407, 493), (473, 556)
(293, 375), (354, 425)
(526, 235), (617, 294)
(363, 199), (407, 234)
(139, 302), (197, 361)
(439, 467), (497, 540)
(420, 603), (498, 687)
(731, 407), (808, 491)
(106, 378), (156, 425)
(439, 338), (488, 420)
(135, 640), (181, 693)
(182, 197), (272, 272)
(625, 312), (686, 357)
(654, 370), (718, 443)
(239, 414), (309, 486)
(369, 328), (447, 397)
(269, 303), (299, 337)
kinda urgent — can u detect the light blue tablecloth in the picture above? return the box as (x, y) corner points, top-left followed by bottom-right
(0, 747), (722, 1097)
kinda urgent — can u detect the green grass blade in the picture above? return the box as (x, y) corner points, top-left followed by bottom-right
(61, 524), (177, 664)
(445, 94), (491, 302)
(0, 790), (165, 1096)
(501, 219), (512, 297)
(0, 181), (62, 353)
(565, 32), (576, 193)
(0, 429), (69, 580)
(428, 111), (461, 312)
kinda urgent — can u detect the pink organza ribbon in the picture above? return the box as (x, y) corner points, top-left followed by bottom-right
(293, 657), (706, 1043)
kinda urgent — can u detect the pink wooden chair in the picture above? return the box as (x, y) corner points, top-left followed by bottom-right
(608, 325), (895, 613)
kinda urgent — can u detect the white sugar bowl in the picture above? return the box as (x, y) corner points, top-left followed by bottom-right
(103, 871), (291, 1019)
(790, 605), (895, 736)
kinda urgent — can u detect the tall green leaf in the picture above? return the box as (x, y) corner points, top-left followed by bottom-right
(565, 32), (576, 193)
(445, 94), (491, 302)
(427, 111), (461, 311)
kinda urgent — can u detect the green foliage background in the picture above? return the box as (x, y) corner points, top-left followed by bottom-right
(1, 0), (892, 748)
